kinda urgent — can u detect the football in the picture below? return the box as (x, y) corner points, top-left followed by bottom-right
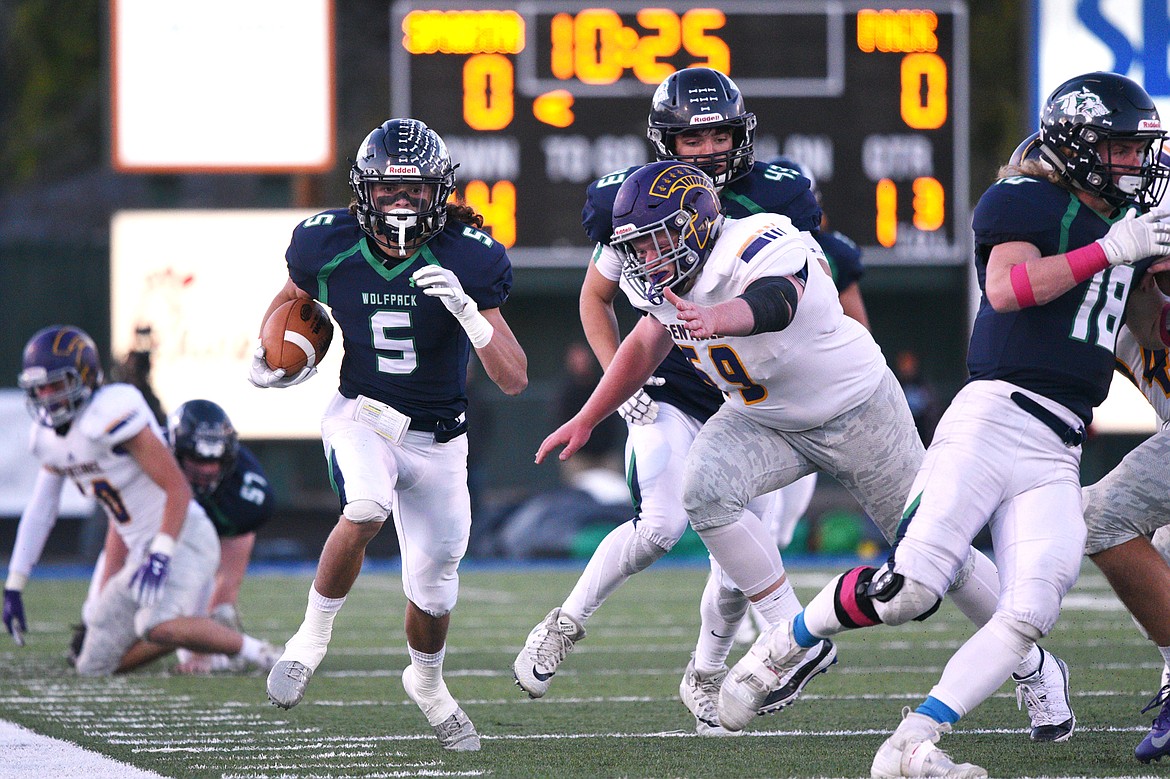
(261, 299), (334, 374)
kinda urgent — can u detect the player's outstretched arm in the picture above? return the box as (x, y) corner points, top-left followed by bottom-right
(123, 427), (192, 606)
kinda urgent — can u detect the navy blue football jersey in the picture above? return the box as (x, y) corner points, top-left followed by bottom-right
(285, 209), (512, 424)
(969, 175), (1147, 423)
(817, 229), (865, 290)
(582, 161), (822, 423)
(199, 446), (275, 538)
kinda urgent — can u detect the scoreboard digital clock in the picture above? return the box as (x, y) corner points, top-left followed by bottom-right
(390, 1), (969, 267)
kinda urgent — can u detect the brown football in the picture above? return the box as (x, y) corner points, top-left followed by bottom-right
(261, 299), (334, 374)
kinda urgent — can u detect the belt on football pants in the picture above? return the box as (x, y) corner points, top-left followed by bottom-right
(408, 414), (468, 444)
(1009, 392), (1085, 448)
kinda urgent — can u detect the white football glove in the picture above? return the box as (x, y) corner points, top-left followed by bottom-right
(248, 344), (317, 388)
(412, 265), (470, 315)
(617, 376), (665, 426)
(411, 265), (495, 348)
(1097, 207), (1170, 266)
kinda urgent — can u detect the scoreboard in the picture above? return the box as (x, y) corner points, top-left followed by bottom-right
(390, 1), (969, 266)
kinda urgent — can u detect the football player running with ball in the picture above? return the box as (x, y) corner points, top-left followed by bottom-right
(729, 71), (1170, 778)
(3, 326), (280, 675)
(251, 118), (527, 752)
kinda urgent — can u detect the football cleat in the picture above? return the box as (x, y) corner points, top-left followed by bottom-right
(432, 708), (481, 752)
(67, 623), (87, 668)
(1012, 648), (1075, 742)
(512, 608), (585, 698)
(871, 708), (988, 778)
(758, 638), (838, 715)
(1136, 684), (1170, 763)
(719, 620), (835, 731)
(679, 655), (741, 737)
(267, 660), (313, 709)
(402, 665), (480, 751)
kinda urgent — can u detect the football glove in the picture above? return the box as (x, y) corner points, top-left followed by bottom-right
(3, 589), (26, 647)
(412, 265), (470, 315)
(617, 377), (666, 425)
(248, 344), (317, 388)
(1097, 207), (1170, 266)
(411, 265), (494, 348)
(130, 552), (171, 607)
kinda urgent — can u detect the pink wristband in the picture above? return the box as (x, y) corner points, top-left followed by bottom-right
(1010, 262), (1037, 308)
(1065, 242), (1109, 283)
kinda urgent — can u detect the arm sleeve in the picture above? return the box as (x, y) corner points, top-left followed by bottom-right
(5, 468), (66, 588)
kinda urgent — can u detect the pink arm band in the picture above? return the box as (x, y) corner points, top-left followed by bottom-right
(1065, 242), (1109, 283)
(1009, 262), (1037, 308)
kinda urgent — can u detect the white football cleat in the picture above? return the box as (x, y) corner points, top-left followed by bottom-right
(719, 621), (835, 731)
(679, 655), (741, 737)
(1012, 648), (1075, 742)
(512, 608), (585, 698)
(871, 708), (987, 778)
(267, 660), (313, 709)
(403, 665), (480, 751)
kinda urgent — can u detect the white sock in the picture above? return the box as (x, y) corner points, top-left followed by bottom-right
(750, 577), (803, 627)
(284, 585), (346, 668)
(407, 646), (456, 724)
(695, 568), (748, 674)
(238, 634), (266, 662)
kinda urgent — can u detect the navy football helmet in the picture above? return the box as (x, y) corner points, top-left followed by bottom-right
(349, 118), (457, 256)
(1037, 72), (1168, 209)
(647, 68), (756, 187)
(611, 162), (724, 303)
(167, 399), (239, 497)
(1008, 132), (1043, 167)
(18, 325), (103, 429)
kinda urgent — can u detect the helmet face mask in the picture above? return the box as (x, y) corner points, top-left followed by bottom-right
(167, 399), (239, 497)
(647, 68), (756, 188)
(18, 325), (103, 429)
(1037, 72), (1169, 209)
(349, 118), (457, 256)
(611, 162), (724, 304)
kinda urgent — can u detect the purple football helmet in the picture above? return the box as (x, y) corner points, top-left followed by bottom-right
(18, 325), (103, 428)
(1037, 71), (1168, 209)
(610, 161), (724, 303)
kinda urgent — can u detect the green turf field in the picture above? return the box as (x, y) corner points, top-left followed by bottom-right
(0, 560), (1164, 778)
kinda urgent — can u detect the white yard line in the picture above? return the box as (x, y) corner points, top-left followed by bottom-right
(0, 719), (169, 778)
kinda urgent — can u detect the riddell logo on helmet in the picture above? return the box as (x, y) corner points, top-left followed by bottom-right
(383, 165), (421, 175)
(690, 114), (725, 125)
(613, 224), (636, 238)
(1139, 119), (1161, 131)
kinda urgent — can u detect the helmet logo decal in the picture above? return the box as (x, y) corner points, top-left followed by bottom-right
(1053, 87), (1109, 120)
(383, 164), (421, 175)
(690, 113), (725, 125)
(648, 166), (719, 251)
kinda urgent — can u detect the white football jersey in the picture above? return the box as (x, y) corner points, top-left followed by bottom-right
(28, 383), (175, 551)
(1114, 326), (1170, 429)
(621, 213), (886, 431)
